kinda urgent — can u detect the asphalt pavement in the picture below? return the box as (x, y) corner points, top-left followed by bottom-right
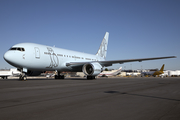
(0, 77), (180, 120)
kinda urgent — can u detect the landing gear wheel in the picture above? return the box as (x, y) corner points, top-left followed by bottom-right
(23, 76), (27, 81)
(19, 74), (27, 81)
(55, 71), (65, 79)
(2, 76), (7, 79)
(55, 75), (65, 79)
(87, 76), (96, 80)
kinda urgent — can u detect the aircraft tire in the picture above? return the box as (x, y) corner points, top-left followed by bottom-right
(55, 75), (58, 79)
(23, 76), (27, 81)
(87, 76), (96, 80)
(55, 75), (64, 79)
(19, 74), (27, 81)
(59, 75), (64, 79)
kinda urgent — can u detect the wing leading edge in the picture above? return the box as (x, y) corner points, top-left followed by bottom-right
(66, 56), (176, 67)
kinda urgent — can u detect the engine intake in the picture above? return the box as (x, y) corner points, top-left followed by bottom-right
(82, 62), (103, 76)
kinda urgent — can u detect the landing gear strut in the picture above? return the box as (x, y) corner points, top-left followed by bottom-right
(55, 71), (64, 79)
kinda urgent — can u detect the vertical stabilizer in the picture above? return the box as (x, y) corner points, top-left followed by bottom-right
(160, 64), (165, 72)
(96, 32), (109, 59)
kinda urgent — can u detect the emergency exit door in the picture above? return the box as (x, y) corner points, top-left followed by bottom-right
(34, 47), (40, 59)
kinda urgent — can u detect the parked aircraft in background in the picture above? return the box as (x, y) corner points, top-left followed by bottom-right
(98, 67), (122, 77)
(46, 74), (55, 78)
(0, 70), (12, 79)
(3, 32), (176, 80)
(0, 69), (21, 79)
(141, 64), (165, 77)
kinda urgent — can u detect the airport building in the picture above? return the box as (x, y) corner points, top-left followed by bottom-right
(163, 70), (180, 77)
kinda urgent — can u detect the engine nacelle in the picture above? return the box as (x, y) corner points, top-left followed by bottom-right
(26, 70), (42, 76)
(82, 62), (103, 76)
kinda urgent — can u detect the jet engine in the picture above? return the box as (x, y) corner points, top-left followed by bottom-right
(26, 70), (42, 76)
(82, 62), (103, 76)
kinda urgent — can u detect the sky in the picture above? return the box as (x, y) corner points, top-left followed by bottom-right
(0, 0), (179, 70)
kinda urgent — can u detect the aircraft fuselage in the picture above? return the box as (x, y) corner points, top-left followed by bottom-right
(4, 43), (104, 72)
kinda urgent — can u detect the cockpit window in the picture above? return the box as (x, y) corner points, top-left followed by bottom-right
(17, 48), (21, 51)
(21, 48), (25, 51)
(9, 47), (25, 52)
(10, 48), (17, 50)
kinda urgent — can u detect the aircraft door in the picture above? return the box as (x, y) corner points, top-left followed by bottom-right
(34, 47), (40, 59)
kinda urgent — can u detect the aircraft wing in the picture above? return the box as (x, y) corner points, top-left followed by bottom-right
(66, 56), (176, 67)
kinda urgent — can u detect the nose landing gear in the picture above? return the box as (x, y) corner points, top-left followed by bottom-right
(19, 73), (27, 81)
(18, 69), (27, 81)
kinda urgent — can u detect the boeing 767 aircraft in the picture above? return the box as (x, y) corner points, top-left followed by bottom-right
(4, 32), (176, 80)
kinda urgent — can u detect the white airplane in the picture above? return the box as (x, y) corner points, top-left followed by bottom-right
(3, 32), (176, 80)
(98, 67), (122, 77)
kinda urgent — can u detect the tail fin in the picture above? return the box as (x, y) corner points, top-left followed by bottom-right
(96, 32), (109, 59)
(118, 67), (122, 70)
(160, 64), (165, 72)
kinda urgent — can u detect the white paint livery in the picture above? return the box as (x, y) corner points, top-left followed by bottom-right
(96, 32), (109, 59)
(3, 32), (176, 80)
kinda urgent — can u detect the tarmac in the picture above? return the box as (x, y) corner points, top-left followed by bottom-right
(0, 77), (180, 120)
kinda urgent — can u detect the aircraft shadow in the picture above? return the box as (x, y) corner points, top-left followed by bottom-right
(2, 77), (92, 81)
(104, 91), (180, 102)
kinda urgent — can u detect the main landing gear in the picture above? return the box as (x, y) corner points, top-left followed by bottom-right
(87, 76), (96, 80)
(55, 71), (64, 79)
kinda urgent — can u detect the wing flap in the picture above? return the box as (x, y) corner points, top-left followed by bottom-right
(99, 56), (176, 66)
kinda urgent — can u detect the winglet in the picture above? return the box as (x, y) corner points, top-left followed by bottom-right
(96, 32), (109, 60)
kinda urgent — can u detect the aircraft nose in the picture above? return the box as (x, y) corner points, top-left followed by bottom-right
(4, 51), (13, 63)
